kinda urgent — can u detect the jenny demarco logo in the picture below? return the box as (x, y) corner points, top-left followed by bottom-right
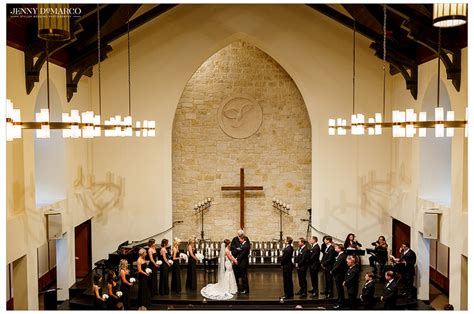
(9, 5), (82, 18)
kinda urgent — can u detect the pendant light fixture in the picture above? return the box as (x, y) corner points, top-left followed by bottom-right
(37, 4), (71, 41)
(433, 3), (467, 28)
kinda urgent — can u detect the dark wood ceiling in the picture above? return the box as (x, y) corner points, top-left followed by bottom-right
(6, 4), (467, 102)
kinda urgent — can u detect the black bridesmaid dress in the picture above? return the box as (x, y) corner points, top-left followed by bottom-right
(94, 286), (104, 310)
(138, 262), (151, 308)
(120, 270), (131, 310)
(106, 282), (121, 310)
(149, 250), (159, 295)
(186, 247), (197, 290)
(171, 248), (182, 293)
(159, 249), (170, 295)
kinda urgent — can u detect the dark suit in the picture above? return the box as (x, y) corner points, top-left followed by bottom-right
(281, 244), (294, 298)
(400, 249), (416, 295)
(361, 280), (376, 309)
(344, 265), (360, 309)
(382, 279), (398, 310)
(332, 252), (348, 305)
(295, 245), (310, 295)
(308, 243), (321, 293)
(236, 240), (250, 292)
(321, 244), (336, 295)
(231, 236), (242, 284)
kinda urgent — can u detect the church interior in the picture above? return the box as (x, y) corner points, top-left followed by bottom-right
(5, 3), (469, 311)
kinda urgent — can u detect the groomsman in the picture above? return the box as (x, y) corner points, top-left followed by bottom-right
(360, 272), (376, 310)
(381, 271), (398, 310)
(281, 236), (295, 300)
(395, 242), (416, 297)
(320, 236), (335, 298)
(295, 238), (310, 298)
(331, 244), (348, 309)
(343, 255), (360, 310)
(308, 236), (321, 297)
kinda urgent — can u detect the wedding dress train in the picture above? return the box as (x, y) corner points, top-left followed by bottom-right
(200, 245), (238, 300)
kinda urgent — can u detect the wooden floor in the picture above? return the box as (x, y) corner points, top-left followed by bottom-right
(65, 265), (431, 310)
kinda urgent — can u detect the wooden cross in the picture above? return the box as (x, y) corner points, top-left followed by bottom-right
(221, 168), (263, 229)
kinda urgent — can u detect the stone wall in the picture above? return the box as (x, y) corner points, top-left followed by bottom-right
(172, 41), (311, 241)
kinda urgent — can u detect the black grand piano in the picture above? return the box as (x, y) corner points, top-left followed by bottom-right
(108, 239), (151, 268)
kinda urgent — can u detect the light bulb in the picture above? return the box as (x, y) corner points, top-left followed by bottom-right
(435, 107), (444, 138)
(446, 111), (454, 137)
(135, 121), (141, 137)
(418, 112), (426, 137)
(328, 119), (336, 136)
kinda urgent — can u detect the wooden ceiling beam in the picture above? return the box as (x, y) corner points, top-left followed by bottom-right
(69, 4), (177, 67)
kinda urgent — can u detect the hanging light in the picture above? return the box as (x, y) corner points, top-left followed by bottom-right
(433, 3), (467, 28)
(37, 4), (71, 41)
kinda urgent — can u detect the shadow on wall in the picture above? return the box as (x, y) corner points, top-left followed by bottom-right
(320, 169), (408, 241)
(73, 167), (124, 221)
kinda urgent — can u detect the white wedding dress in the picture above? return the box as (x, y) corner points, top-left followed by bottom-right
(200, 244), (238, 300)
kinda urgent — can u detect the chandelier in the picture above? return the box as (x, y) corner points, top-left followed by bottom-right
(6, 5), (156, 141)
(328, 5), (467, 138)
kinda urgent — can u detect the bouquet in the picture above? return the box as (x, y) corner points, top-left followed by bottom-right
(180, 253), (188, 262)
(196, 253), (204, 262)
(102, 294), (109, 300)
(145, 267), (152, 274)
(116, 291), (123, 297)
(157, 260), (163, 266)
(168, 260), (174, 266)
(129, 277), (136, 283)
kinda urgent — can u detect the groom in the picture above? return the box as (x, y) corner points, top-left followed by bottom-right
(236, 234), (250, 294)
(230, 230), (250, 294)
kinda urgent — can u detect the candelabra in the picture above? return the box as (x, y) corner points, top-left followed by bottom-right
(194, 197), (213, 240)
(272, 197), (290, 242)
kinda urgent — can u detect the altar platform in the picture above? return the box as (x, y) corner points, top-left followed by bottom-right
(65, 266), (430, 310)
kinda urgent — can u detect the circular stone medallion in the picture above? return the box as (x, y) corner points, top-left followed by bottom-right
(217, 94), (263, 139)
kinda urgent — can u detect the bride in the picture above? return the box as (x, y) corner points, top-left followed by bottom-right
(200, 239), (238, 300)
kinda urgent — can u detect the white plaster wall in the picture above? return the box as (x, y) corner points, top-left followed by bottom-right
(6, 46), (93, 306)
(389, 48), (468, 307)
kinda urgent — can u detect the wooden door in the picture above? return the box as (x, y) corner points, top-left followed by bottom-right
(392, 218), (411, 258)
(75, 220), (91, 278)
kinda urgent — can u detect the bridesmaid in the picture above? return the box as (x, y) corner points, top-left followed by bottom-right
(92, 274), (106, 310)
(148, 238), (160, 295)
(186, 235), (198, 291)
(119, 259), (133, 310)
(159, 239), (171, 295)
(106, 270), (124, 310)
(137, 248), (151, 310)
(171, 238), (182, 294)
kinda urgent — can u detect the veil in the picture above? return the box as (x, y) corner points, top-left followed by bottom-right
(200, 241), (236, 300)
(216, 242), (226, 287)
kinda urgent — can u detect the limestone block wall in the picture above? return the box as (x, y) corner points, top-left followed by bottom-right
(172, 41), (311, 241)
